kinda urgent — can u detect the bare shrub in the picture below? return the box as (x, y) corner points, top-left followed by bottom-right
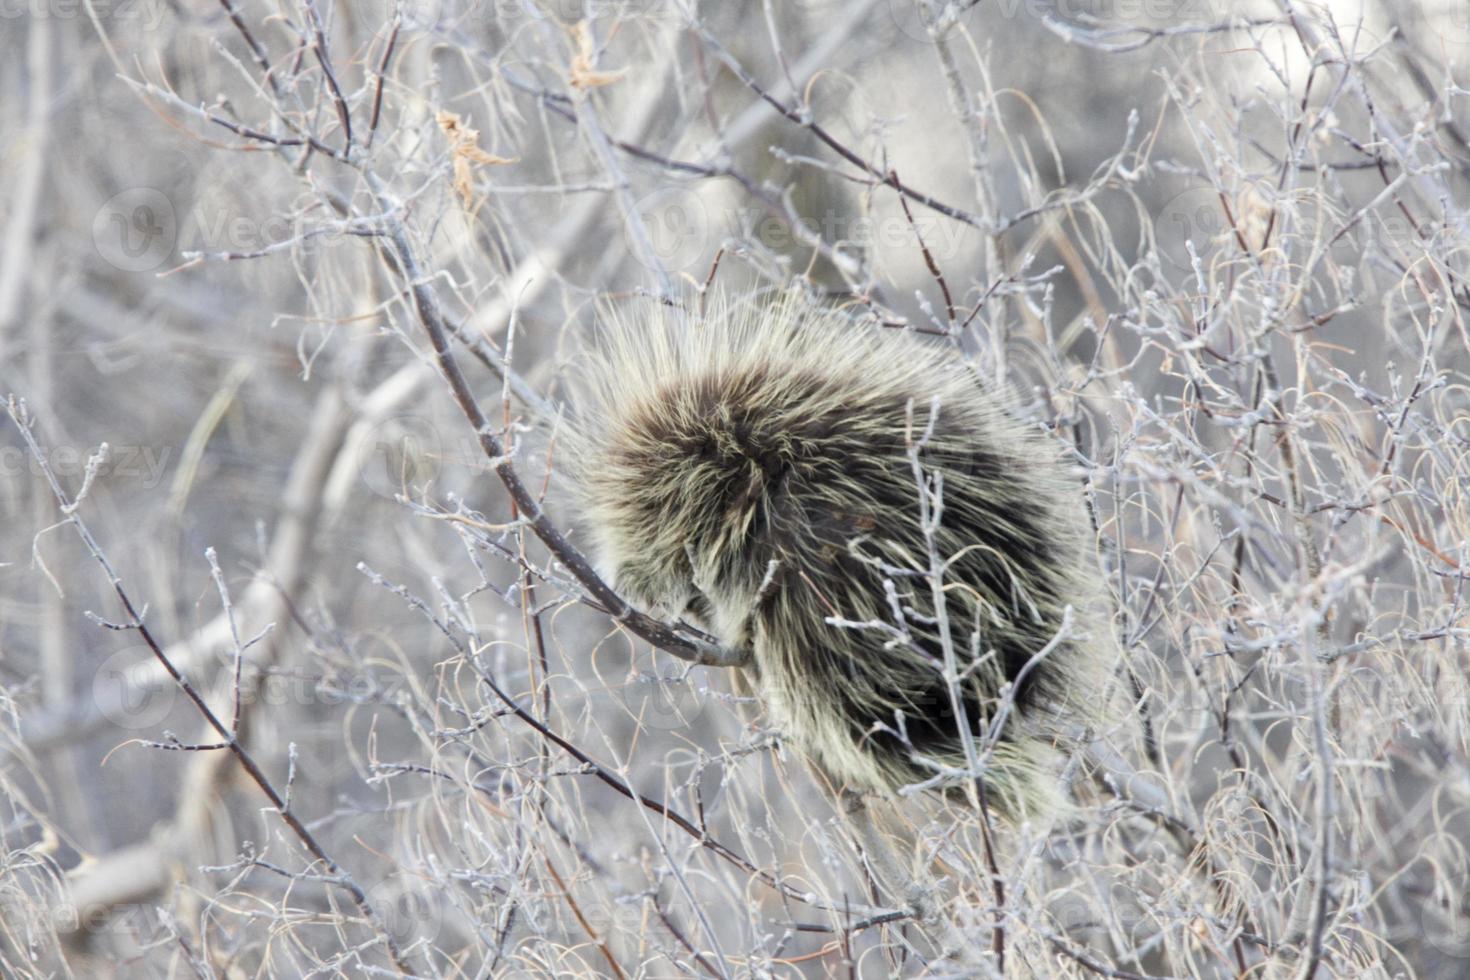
(1, 1), (1467, 977)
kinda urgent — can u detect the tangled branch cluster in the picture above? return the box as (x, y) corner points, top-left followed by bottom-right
(0, 1), (1466, 977)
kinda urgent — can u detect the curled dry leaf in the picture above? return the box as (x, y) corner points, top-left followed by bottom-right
(568, 20), (627, 91)
(435, 109), (517, 213)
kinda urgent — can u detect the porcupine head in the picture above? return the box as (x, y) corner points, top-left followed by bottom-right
(566, 291), (1118, 820)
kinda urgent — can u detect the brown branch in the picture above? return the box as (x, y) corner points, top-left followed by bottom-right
(369, 193), (747, 669)
(302, 0), (352, 151)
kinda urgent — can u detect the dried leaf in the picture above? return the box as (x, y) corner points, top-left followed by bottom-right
(568, 20), (626, 91)
(435, 109), (516, 213)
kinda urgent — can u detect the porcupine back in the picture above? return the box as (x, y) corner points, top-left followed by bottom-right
(568, 293), (1113, 817)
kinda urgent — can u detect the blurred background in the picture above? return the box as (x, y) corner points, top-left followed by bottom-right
(1, 0), (1468, 976)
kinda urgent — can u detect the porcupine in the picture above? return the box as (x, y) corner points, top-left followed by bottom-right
(568, 292), (1115, 818)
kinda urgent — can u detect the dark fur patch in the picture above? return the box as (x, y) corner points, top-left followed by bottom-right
(587, 329), (1092, 804)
